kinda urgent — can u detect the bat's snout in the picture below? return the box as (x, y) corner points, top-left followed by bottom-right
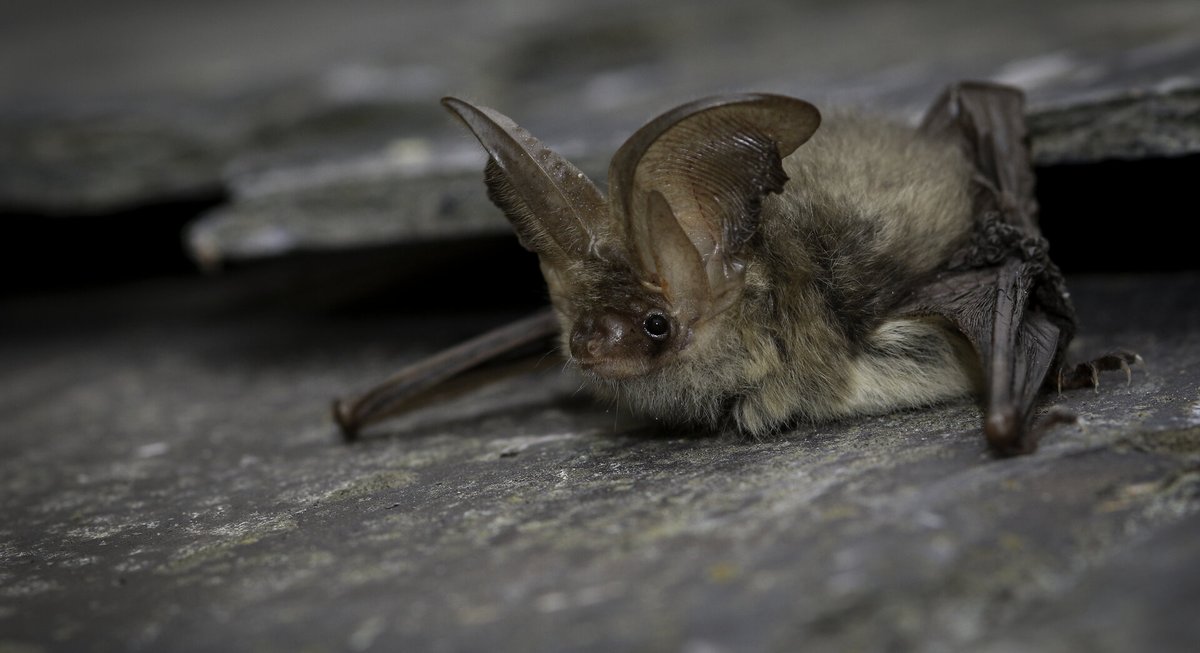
(570, 314), (629, 362)
(568, 313), (654, 379)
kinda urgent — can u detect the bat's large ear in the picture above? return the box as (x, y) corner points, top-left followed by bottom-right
(609, 94), (820, 314)
(441, 97), (608, 265)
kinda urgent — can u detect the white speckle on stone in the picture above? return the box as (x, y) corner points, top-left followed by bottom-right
(0, 577), (60, 598)
(385, 138), (433, 172)
(348, 615), (387, 652)
(993, 52), (1078, 89)
(534, 591), (569, 613)
(488, 433), (581, 458)
(135, 442), (169, 458)
(574, 583), (623, 608)
(532, 582), (623, 613)
(1156, 75), (1197, 93)
(323, 62), (443, 102)
(682, 639), (729, 653)
(66, 523), (134, 541)
(914, 510), (945, 529)
(241, 226), (296, 257)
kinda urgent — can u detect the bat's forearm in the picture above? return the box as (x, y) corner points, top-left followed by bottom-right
(333, 308), (558, 440)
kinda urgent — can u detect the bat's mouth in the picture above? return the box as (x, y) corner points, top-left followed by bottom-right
(576, 357), (651, 380)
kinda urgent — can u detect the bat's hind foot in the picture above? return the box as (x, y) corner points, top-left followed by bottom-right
(1056, 350), (1143, 394)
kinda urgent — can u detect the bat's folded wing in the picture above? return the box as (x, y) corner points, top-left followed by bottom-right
(901, 82), (1077, 455)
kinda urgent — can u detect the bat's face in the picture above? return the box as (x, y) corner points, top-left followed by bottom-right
(442, 94), (821, 383)
(537, 250), (697, 381)
(568, 307), (673, 379)
(564, 291), (676, 381)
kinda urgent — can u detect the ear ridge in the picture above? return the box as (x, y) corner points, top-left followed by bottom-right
(442, 97), (608, 262)
(610, 94), (820, 293)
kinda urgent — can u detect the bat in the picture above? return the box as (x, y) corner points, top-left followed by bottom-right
(333, 81), (1138, 455)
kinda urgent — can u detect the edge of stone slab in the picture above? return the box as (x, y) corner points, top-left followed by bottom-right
(184, 83), (1200, 266)
(1028, 84), (1200, 165)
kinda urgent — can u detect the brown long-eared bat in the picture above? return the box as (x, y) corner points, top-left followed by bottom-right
(333, 81), (1138, 455)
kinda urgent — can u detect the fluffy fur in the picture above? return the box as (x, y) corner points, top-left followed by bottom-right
(575, 114), (982, 434)
(446, 96), (986, 437)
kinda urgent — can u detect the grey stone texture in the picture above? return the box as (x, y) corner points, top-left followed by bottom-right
(2, 267), (1198, 653)
(3, 0), (1200, 260)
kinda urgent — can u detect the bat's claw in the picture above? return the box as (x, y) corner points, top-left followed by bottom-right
(985, 406), (1078, 457)
(1057, 350), (1143, 393)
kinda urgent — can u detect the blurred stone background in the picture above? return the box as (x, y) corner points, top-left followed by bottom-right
(1, 1), (1198, 651)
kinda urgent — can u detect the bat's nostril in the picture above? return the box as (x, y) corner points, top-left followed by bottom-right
(586, 338), (604, 356)
(569, 314), (629, 361)
(569, 317), (605, 361)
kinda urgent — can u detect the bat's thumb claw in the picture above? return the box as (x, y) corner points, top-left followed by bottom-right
(332, 399), (360, 442)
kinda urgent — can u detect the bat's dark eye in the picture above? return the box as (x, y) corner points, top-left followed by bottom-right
(643, 313), (670, 340)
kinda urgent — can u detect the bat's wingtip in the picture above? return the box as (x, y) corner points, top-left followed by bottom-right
(984, 408), (1035, 457)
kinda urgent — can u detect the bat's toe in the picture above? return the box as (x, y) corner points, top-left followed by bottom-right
(1057, 350), (1143, 392)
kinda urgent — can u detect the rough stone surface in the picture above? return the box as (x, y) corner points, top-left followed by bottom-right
(2, 271), (1198, 652)
(4, 1), (1200, 243)
(182, 25), (1200, 264)
(0, 106), (230, 214)
(1029, 86), (1200, 165)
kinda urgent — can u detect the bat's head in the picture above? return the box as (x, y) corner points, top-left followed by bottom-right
(442, 95), (820, 386)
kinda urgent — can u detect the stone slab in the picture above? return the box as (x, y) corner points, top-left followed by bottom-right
(4, 0), (1200, 259)
(1, 271), (1198, 652)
